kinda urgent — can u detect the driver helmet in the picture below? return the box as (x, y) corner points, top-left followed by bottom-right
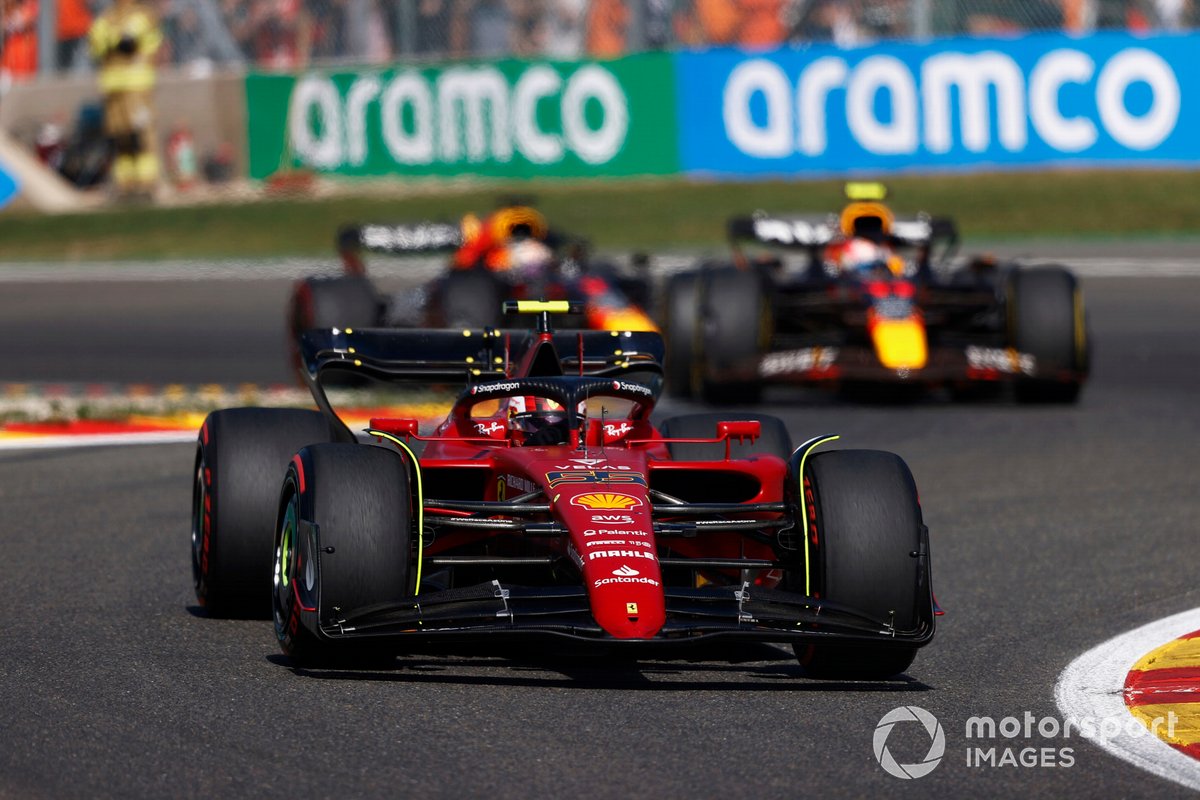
(838, 237), (890, 275)
(505, 395), (567, 435)
(507, 238), (555, 283)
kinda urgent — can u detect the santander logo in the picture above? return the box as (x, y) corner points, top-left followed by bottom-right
(612, 565), (639, 577)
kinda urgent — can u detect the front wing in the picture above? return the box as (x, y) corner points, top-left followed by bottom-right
(752, 342), (1071, 385)
(308, 580), (935, 649)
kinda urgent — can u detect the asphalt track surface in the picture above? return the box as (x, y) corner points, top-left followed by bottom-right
(2, 262), (1200, 797)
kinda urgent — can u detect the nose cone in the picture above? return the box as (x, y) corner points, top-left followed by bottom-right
(584, 555), (666, 639)
(871, 317), (928, 370)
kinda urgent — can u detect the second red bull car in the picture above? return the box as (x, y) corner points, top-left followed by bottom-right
(664, 185), (1090, 404)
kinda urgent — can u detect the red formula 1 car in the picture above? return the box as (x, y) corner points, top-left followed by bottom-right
(193, 302), (935, 677)
(664, 184), (1090, 404)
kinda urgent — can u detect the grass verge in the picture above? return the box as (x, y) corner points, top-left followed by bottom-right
(1, 169), (1199, 261)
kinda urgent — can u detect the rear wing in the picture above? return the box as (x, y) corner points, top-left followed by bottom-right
(337, 222), (463, 273)
(298, 327), (665, 386)
(728, 213), (959, 255)
(335, 221), (595, 274)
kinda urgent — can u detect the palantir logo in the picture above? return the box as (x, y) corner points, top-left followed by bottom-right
(873, 706), (945, 779)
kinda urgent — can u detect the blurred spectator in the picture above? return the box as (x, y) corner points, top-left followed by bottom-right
(791, 0), (868, 45)
(643, 0), (677, 47)
(586, 0), (628, 55)
(737, 0), (787, 47)
(1, 0), (39, 87)
(90, 0), (163, 195)
(1155, 0), (1195, 27)
(960, 0), (1063, 33)
(35, 118), (66, 170)
(693, 0), (740, 44)
(165, 119), (198, 188)
(542, 0), (586, 57)
(249, 0), (313, 69)
(203, 140), (236, 183)
(350, 0), (392, 63)
(308, 0), (348, 59)
(57, 0), (94, 70)
(510, 0), (545, 56)
(449, 0), (515, 56)
(413, 0), (453, 56)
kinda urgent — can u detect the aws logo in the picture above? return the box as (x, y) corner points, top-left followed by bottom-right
(571, 492), (643, 510)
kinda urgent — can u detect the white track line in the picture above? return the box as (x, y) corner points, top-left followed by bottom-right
(1055, 607), (1200, 791)
(0, 431), (196, 452)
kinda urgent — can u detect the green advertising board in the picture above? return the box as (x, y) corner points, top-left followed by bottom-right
(246, 54), (678, 180)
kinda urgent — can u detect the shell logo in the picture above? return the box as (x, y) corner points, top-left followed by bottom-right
(571, 492), (642, 510)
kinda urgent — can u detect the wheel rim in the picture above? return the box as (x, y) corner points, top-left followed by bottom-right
(273, 482), (299, 637)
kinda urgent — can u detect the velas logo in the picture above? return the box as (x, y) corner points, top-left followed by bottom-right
(571, 492), (642, 510)
(873, 706), (946, 780)
(288, 64), (629, 171)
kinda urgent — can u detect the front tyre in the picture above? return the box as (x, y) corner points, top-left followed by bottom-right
(698, 267), (770, 404)
(663, 271), (703, 398)
(790, 449), (931, 679)
(273, 443), (414, 666)
(191, 408), (333, 618)
(1008, 266), (1088, 403)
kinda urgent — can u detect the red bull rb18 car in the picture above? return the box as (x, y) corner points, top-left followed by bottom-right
(664, 184), (1090, 404)
(193, 303), (935, 678)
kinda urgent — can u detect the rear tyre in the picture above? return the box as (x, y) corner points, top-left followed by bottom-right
(663, 271), (703, 398)
(288, 276), (382, 377)
(791, 450), (929, 679)
(192, 408), (334, 618)
(273, 443), (413, 667)
(1008, 266), (1088, 403)
(658, 412), (792, 460)
(698, 268), (770, 404)
(438, 269), (505, 328)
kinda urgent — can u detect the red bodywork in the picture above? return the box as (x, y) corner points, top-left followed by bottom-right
(369, 329), (786, 641)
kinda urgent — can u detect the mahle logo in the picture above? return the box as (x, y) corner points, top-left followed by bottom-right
(288, 64), (629, 170)
(873, 706), (945, 779)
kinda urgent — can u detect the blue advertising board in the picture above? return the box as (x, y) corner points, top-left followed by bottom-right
(0, 161), (18, 209)
(677, 33), (1199, 176)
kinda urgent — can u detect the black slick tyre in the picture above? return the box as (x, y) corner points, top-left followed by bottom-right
(698, 267), (769, 404)
(288, 275), (381, 376)
(1008, 266), (1088, 403)
(273, 443), (414, 667)
(658, 412), (792, 460)
(663, 271), (703, 398)
(192, 408), (333, 618)
(438, 269), (505, 328)
(792, 449), (930, 679)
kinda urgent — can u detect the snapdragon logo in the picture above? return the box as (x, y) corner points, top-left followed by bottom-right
(873, 706), (946, 779)
(288, 64), (629, 171)
(722, 46), (1180, 159)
